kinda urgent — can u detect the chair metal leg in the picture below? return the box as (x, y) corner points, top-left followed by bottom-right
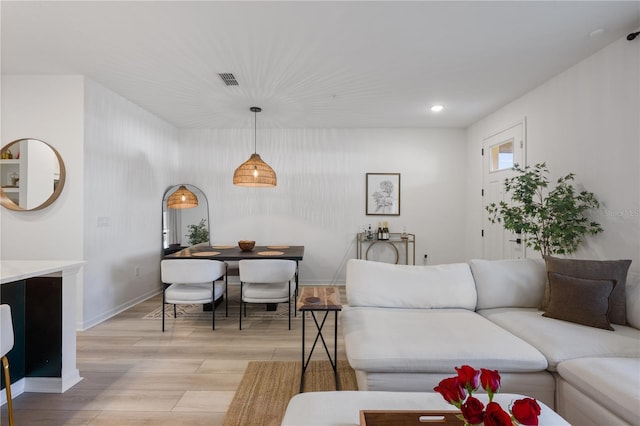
(239, 282), (243, 330)
(224, 273), (229, 318)
(162, 288), (166, 332)
(289, 281), (292, 330)
(173, 304), (177, 318)
(2, 356), (14, 426)
(294, 264), (299, 318)
(211, 281), (216, 330)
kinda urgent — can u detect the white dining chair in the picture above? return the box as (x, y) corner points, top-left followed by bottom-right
(239, 259), (297, 330)
(0, 304), (15, 426)
(161, 259), (228, 331)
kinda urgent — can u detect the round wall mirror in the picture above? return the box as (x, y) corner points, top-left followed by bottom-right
(162, 184), (210, 255)
(0, 138), (66, 211)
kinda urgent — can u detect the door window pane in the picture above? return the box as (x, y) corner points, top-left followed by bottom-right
(490, 140), (514, 172)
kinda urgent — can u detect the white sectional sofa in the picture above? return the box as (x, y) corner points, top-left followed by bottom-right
(341, 258), (640, 425)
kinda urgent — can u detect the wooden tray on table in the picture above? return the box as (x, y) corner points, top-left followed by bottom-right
(360, 410), (463, 426)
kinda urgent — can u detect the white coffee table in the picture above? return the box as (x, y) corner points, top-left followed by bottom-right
(282, 391), (569, 425)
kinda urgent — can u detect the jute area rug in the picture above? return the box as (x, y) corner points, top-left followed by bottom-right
(223, 360), (357, 426)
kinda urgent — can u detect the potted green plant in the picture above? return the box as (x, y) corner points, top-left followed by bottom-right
(186, 218), (209, 245)
(486, 162), (603, 256)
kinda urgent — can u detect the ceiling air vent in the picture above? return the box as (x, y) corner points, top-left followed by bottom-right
(218, 73), (239, 86)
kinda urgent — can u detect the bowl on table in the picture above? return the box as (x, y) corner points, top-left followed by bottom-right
(238, 240), (256, 251)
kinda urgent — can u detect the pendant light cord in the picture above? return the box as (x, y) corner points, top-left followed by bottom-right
(254, 108), (257, 154)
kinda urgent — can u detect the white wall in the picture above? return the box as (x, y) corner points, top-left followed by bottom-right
(7, 33), (636, 327)
(1, 76), (465, 326)
(1, 75), (180, 330)
(0, 75), (85, 262)
(465, 35), (640, 278)
(83, 78), (179, 329)
(179, 127), (467, 283)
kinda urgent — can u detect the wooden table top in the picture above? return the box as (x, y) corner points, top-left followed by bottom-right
(297, 287), (342, 311)
(164, 244), (304, 261)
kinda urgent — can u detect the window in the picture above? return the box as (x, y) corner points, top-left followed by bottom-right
(490, 139), (514, 172)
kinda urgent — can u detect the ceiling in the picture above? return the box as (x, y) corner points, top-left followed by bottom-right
(2, 1), (639, 129)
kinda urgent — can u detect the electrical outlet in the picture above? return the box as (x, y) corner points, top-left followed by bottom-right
(134, 266), (140, 277)
(97, 216), (110, 227)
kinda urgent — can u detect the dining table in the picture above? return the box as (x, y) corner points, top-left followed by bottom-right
(163, 243), (305, 292)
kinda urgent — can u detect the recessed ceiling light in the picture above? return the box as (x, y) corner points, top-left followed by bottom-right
(431, 105), (444, 113)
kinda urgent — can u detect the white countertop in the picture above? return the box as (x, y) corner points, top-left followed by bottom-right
(1, 260), (84, 284)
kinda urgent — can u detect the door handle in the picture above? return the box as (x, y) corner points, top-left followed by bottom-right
(509, 238), (522, 244)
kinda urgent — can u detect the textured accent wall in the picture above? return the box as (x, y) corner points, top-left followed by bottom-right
(179, 127), (467, 283)
(83, 79), (179, 329)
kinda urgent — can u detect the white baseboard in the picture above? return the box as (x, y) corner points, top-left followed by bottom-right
(0, 378), (24, 405)
(24, 370), (83, 393)
(78, 287), (161, 331)
(1, 372), (83, 406)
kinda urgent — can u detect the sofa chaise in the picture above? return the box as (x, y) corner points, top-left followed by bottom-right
(341, 258), (640, 425)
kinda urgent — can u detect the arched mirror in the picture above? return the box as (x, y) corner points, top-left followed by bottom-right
(0, 138), (66, 211)
(162, 184), (210, 255)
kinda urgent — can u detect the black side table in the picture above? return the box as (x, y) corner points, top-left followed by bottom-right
(297, 287), (342, 392)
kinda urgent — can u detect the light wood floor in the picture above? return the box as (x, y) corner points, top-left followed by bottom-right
(2, 285), (347, 425)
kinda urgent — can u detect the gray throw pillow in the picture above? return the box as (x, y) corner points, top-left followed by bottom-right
(542, 272), (614, 330)
(542, 256), (631, 325)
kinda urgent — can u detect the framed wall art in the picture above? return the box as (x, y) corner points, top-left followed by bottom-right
(366, 173), (400, 216)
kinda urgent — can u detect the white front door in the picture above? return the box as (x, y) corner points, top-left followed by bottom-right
(482, 119), (526, 260)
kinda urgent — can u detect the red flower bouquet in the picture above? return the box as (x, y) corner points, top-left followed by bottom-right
(434, 365), (541, 426)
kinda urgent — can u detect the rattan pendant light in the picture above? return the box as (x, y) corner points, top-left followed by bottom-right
(167, 185), (198, 209)
(233, 107), (277, 187)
